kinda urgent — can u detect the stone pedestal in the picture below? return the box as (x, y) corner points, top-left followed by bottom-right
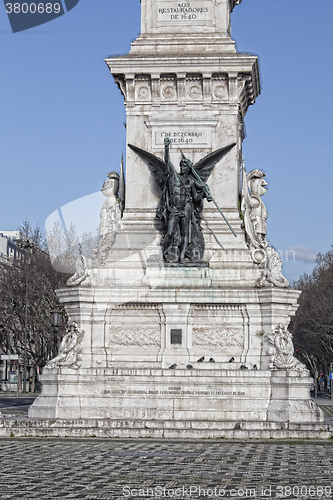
(28, 0), (323, 435)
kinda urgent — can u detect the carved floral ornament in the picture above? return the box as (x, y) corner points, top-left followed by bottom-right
(213, 85), (227, 99)
(137, 86), (150, 100)
(188, 85), (202, 99)
(162, 85), (176, 99)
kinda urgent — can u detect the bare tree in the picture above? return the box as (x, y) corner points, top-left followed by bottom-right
(291, 247), (333, 376)
(46, 220), (99, 273)
(0, 221), (70, 392)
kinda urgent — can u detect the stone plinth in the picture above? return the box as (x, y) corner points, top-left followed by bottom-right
(29, 282), (323, 430)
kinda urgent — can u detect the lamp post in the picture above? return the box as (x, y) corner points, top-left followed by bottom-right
(51, 308), (62, 358)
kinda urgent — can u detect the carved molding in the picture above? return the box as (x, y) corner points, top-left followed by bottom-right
(112, 303), (160, 310)
(193, 304), (241, 312)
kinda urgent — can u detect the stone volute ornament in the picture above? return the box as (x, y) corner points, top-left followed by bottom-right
(267, 323), (307, 372)
(129, 138), (236, 264)
(45, 322), (84, 370)
(241, 164), (289, 288)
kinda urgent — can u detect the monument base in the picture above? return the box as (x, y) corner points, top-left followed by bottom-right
(28, 269), (323, 435)
(28, 365), (322, 426)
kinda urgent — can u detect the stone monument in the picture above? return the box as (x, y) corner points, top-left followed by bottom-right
(28, 0), (324, 438)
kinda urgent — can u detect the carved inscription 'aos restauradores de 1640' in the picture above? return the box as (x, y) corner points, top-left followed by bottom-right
(157, 2), (212, 23)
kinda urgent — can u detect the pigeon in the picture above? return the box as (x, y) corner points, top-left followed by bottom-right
(229, 357), (235, 363)
(197, 356), (205, 362)
(186, 364), (194, 369)
(209, 358), (215, 363)
(168, 363), (177, 369)
(252, 364), (258, 370)
(240, 365), (248, 370)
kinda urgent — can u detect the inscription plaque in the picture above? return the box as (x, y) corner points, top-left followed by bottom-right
(153, 128), (211, 149)
(157, 1), (213, 24)
(171, 329), (182, 344)
(104, 388), (246, 396)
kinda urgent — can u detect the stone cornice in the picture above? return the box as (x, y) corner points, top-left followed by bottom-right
(106, 53), (260, 106)
(106, 54), (259, 78)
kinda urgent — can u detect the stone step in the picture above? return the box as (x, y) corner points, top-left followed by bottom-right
(0, 417), (331, 439)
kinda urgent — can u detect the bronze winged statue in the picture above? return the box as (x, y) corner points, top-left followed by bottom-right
(128, 138), (236, 264)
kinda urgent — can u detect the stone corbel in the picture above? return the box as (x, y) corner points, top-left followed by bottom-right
(228, 72), (238, 103)
(202, 73), (212, 106)
(151, 74), (161, 106)
(177, 73), (186, 107)
(126, 74), (136, 104)
(113, 75), (126, 100)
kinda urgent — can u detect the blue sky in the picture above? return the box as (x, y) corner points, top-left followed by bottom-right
(0, 0), (332, 282)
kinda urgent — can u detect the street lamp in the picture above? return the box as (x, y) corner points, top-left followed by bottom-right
(51, 308), (62, 358)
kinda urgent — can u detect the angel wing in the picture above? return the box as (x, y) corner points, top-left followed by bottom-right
(128, 144), (168, 191)
(192, 142), (236, 183)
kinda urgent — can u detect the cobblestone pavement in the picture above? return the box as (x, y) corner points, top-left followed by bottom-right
(0, 439), (332, 500)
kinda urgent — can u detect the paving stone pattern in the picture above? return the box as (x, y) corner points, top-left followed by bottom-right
(0, 439), (332, 500)
(319, 405), (333, 418)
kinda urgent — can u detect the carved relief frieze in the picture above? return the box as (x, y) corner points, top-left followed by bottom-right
(191, 304), (244, 349)
(110, 326), (160, 347)
(193, 326), (243, 348)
